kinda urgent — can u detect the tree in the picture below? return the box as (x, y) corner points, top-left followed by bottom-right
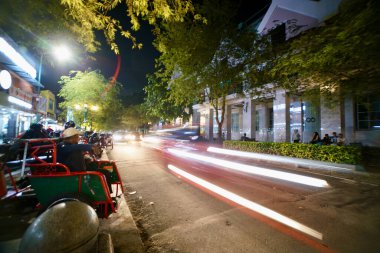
(143, 72), (189, 124)
(58, 70), (123, 130)
(0, 0), (203, 54)
(121, 104), (148, 131)
(269, 0), (380, 100)
(152, 0), (253, 141)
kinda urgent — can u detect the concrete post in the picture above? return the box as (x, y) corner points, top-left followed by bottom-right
(273, 89), (290, 142)
(226, 105), (232, 140)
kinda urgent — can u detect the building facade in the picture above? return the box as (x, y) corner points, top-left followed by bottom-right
(0, 32), (44, 142)
(39, 89), (59, 130)
(192, 0), (380, 147)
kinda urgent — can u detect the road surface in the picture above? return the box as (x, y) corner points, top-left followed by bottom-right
(109, 140), (380, 253)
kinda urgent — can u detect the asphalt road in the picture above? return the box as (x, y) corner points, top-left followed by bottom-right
(109, 141), (380, 253)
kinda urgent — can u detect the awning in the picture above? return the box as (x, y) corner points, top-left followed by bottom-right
(0, 60), (44, 88)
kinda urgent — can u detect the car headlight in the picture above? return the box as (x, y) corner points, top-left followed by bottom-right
(126, 134), (136, 141)
(190, 135), (199, 140)
(114, 135), (122, 141)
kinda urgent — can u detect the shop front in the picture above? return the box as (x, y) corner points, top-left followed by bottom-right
(0, 88), (35, 143)
(1, 33), (43, 143)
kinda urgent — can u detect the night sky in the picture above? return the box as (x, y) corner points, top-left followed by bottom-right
(41, 21), (159, 96)
(40, 0), (271, 99)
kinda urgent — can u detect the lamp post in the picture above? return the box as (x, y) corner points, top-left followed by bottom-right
(37, 45), (71, 123)
(37, 45), (71, 83)
(75, 104), (98, 131)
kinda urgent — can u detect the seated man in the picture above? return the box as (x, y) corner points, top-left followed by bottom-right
(57, 128), (113, 193)
(19, 123), (50, 139)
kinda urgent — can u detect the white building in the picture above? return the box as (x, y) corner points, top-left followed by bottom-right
(192, 0), (380, 147)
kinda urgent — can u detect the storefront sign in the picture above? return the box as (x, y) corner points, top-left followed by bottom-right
(8, 95), (32, 109)
(9, 86), (33, 104)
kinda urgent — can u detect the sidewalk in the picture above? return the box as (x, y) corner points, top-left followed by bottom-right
(99, 151), (144, 253)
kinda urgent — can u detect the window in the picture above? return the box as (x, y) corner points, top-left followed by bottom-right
(255, 110), (260, 131)
(49, 99), (54, 111)
(356, 95), (380, 130)
(268, 107), (273, 130)
(231, 113), (239, 132)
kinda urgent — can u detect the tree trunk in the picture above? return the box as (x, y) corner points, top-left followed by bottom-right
(214, 97), (226, 144)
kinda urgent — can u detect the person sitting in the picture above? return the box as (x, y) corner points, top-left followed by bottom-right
(2, 123), (50, 162)
(322, 134), (331, 145)
(241, 133), (251, 141)
(330, 132), (338, 145)
(292, 129), (301, 143)
(19, 123), (50, 139)
(310, 132), (321, 144)
(337, 133), (345, 146)
(57, 128), (113, 193)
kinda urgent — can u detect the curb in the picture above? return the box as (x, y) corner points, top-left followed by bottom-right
(100, 150), (144, 253)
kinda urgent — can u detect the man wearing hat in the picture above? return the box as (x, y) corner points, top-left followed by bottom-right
(57, 127), (112, 193)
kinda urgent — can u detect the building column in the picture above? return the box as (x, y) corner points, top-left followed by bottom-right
(250, 101), (256, 141)
(273, 89), (290, 142)
(242, 99), (253, 139)
(344, 95), (355, 144)
(226, 105), (232, 140)
(191, 109), (201, 126)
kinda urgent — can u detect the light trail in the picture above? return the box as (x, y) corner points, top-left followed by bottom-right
(207, 147), (352, 172)
(167, 164), (323, 240)
(167, 148), (329, 188)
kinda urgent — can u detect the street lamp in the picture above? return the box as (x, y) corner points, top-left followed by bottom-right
(75, 103), (99, 131)
(38, 44), (72, 83)
(37, 45), (72, 122)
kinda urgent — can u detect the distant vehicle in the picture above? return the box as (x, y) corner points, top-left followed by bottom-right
(126, 132), (141, 142)
(156, 126), (201, 142)
(113, 130), (128, 143)
(99, 133), (113, 149)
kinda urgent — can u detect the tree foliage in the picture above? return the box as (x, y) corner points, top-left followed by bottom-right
(0, 0), (203, 54)
(151, 0), (252, 139)
(58, 70), (123, 130)
(269, 0), (380, 100)
(121, 104), (148, 131)
(143, 73), (188, 123)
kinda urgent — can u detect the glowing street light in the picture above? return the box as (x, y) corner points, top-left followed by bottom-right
(38, 44), (72, 83)
(52, 45), (72, 62)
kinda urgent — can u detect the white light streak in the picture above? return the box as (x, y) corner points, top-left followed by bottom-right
(168, 148), (329, 188)
(207, 147), (351, 172)
(0, 37), (37, 78)
(168, 164), (323, 240)
(142, 136), (162, 144)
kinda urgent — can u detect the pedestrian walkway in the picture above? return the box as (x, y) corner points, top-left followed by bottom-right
(99, 151), (144, 253)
